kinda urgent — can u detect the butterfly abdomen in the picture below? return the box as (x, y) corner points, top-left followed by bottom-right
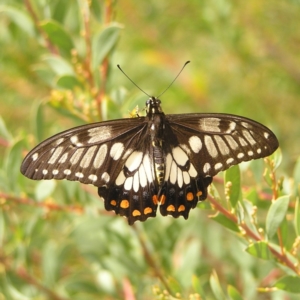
(149, 114), (165, 186)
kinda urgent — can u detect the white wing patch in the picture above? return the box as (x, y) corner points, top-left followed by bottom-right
(189, 136), (202, 153)
(199, 118), (221, 132)
(110, 142), (124, 160)
(116, 153), (154, 191)
(87, 126), (112, 143)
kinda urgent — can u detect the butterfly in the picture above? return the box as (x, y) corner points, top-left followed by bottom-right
(20, 94), (279, 224)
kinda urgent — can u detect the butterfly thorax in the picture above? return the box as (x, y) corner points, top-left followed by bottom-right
(146, 97), (165, 186)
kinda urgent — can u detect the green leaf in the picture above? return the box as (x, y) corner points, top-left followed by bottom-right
(32, 101), (45, 143)
(272, 148), (282, 170)
(210, 270), (226, 300)
(227, 285), (243, 300)
(274, 276), (300, 293)
(56, 75), (83, 89)
(294, 157), (300, 197)
(294, 197), (300, 236)
(91, 24), (121, 70)
(210, 213), (240, 232)
(35, 180), (56, 201)
(4, 140), (24, 191)
(0, 115), (12, 141)
(224, 165), (241, 207)
(245, 241), (272, 260)
(42, 241), (59, 286)
(192, 275), (205, 298)
(266, 196), (290, 239)
(43, 54), (75, 76)
(40, 19), (74, 55)
(0, 4), (35, 36)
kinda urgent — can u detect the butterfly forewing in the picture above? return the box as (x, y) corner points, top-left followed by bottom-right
(21, 118), (145, 183)
(166, 113), (279, 177)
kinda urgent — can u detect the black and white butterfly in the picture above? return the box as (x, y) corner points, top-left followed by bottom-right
(21, 95), (279, 224)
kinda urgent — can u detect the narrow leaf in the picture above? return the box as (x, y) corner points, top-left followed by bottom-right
(294, 197), (300, 236)
(43, 54), (74, 76)
(56, 75), (83, 89)
(274, 276), (300, 293)
(224, 165), (241, 207)
(0, 5), (35, 36)
(210, 213), (239, 232)
(293, 157), (300, 197)
(266, 196), (290, 239)
(227, 285), (243, 300)
(91, 24), (121, 69)
(210, 270), (226, 300)
(40, 19), (74, 55)
(245, 241), (272, 260)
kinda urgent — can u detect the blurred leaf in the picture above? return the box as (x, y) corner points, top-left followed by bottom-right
(90, 0), (102, 20)
(227, 285), (243, 300)
(56, 75), (83, 89)
(43, 54), (74, 76)
(210, 270), (226, 300)
(192, 275), (205, 298)
(0, 4), (35, 36)
(32, 63), (57, 86)
(40, 19), (74, 55)
(250, 159), (265, 184)
(0, 210), (4, 247)
(294, 197), (300, 236)
(42, 241), (58, 286)
(224, 165), (241, 207)
(4, 140), (24, 191)
(33, 100), (45, 142)
(294, 157), (300, 197)
(210, 213), (240, 232)
(91, 24), (121, 70)
(245, 241), (272, 260)
(266, 196), (290, 239)
(235, 201), (244, 224)
(0, 115), (12, 141)
(35, 180), (56, 201)
(272, 148), (282, 170)
(274, 276), (300, 293)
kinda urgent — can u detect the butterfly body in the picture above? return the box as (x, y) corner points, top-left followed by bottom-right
(21, 97), (279, 224)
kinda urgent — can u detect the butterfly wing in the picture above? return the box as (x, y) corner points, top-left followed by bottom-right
(158, 113), (279, 218)
(21, 117), (158, 224)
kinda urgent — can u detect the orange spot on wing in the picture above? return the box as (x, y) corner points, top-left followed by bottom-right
(120, 199), (129, 209)
(186, 192), (194, 201)
(167, 204), (175, 212)
(196, 191), (203, 197)
(144, 207), (153, 215)
(132, 210), (141, 216)
(178, 205), (185, 212)
(159, 194), (166, 205)
(110, 200), (117, 206)
(152, 195), (158, 205)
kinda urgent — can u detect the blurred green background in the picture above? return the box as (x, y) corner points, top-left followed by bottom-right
(1, 0), (300, 299)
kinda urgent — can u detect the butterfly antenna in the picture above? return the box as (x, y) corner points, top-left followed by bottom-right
(157, 60), (190, 98)
(117, 64), (151, 97)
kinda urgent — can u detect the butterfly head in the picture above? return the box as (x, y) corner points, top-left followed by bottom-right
(146, 96), (163, 115)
